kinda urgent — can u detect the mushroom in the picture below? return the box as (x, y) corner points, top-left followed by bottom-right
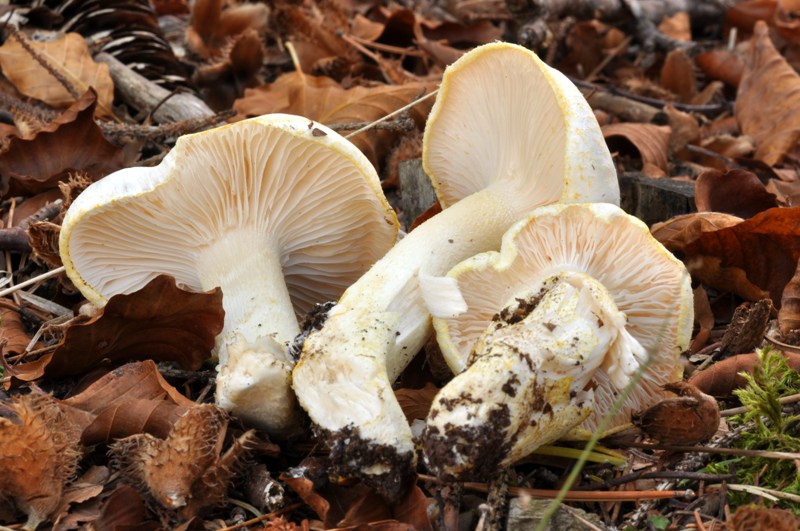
(59, 114), (398, 436)
(292, 42), (619, 497)
(423, 203), (693, 480)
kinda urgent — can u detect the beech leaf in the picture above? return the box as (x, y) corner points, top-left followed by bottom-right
(0, 90), (127, 198)
(736, 20), (800, 165)
(602, 123), (671, 176)
(234, 73), (435, 167)
(0, 33), (114, 118)
(694, 169), (779, 218)
(9, 275), (224, 381)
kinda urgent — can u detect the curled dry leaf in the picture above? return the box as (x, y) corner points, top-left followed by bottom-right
(631, 381), (720, 445)
(0, 303), (33, 358)
(689, 351), (800, 397)
(93, 485), (159, 531)
(695, 169), (779, 218)
(695, 49), (745, 88)
(660, 48), (696, 103)
(186, 0), (269, 59)
(736, 20), (800, 165)
(0, 90), (127, 198)
(691, 286), (714, 353)
(394, 382), (440, 423)
(0, 33), (114, 117)
(110, 404), (257, 518)
(61, 360), (193, 444)
(8, 275), (224, 382)
(234, 73), (435, 169)
(778, 259), (800, 334)
(602, 123), (671, 177)
(653, 209), (800, 306)
(0, 393), (82, 530)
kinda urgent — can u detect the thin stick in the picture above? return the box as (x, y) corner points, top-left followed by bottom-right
(721, 391), (800, 417)
(344, 89), (439, 139)
(620, 441), (800, 461)
(216, 502), (304, 531)
(0, 266), (65, 298)
(417, 474), (693, 502)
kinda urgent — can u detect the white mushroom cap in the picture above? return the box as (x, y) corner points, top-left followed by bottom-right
(59, 114), (398, 435)
(424, 42), (619, 210)
(433, 203), (693, 437)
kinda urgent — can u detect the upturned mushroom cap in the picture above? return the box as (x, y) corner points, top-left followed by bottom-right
(293, 42), (619, 497)
(60, 113), (398, 435)
(425, 203), (692, 479)
(423, 41), (619, 210)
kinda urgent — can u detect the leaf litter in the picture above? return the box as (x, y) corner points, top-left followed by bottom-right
(1, 0), (800, 529)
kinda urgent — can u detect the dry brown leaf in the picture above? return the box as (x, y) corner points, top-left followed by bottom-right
(395, 382), (439, 422)
(779, 259), (800, 333)
(736, 20), (800, 165)
(651, 212), (744, 253)
(632, 381), (720, 445)
(694, 169), (779, 218)
(7, 275), (223, 382)
(602, 123), (671, 176)
(725, 0), (777, 34)
(0, 33), (114, 117)
(0, 303), (33, 358)
(689, 351), (800, 396)
(336, 485), (432, 530)
(186, 0), (269, 59)
(0, 90), (127, 198)
(94, 485), (159, 531)
(681, 207), (800, 305)
(661, 48), (696, 103)
(691, 286), (714, 353)
(696, 49), (746, 88)
(0, 392), (82, 530)
(234, 73), (434, 168)
(664, 104), (700, 154)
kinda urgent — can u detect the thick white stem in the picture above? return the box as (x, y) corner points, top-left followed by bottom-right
(196, 229), (301, 436)
(423, 273), (644, 480)
(293, 187), (522, 484)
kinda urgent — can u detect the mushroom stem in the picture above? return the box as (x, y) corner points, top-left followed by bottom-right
(197, 229), (301, 436)
(293, 186), (532, 496)
(423, 272), (645, 481)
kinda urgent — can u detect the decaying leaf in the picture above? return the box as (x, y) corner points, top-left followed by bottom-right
(0, 302), (33, 358)
(93, 484), (160, 531)
(653, 209), (800, 306)
(689, 351), (800, 397)
(186, 0), (269, 59)
(660, 48), (696, 103)
(631, 381), (720, 445)
(395, 382), (439, 423)
(7, 275), (224, 382)
(0, 32), (114, 117)
(0, 392), (82, 530)
(691, 286), (714, 353)
(695, 49), (745, 88)
(602, 123), (671, 177)
(110, 404), (257, 518)
(736, 20), (800, 165)
(695, 169), (779, 218)
(234, 72), (435, 169)
(778, 259), (800, 334)
(0, 90), (127, 198)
